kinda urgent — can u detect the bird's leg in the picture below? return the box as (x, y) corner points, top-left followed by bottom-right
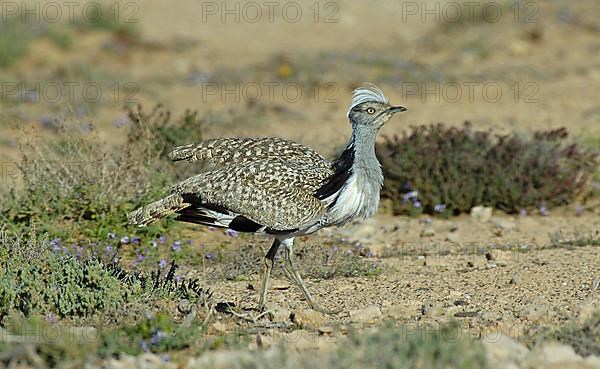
(258, 239), (281, 311)
(281, 238), (340, 315)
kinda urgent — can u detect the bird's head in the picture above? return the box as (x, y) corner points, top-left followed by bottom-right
(347, 84), (406, 129)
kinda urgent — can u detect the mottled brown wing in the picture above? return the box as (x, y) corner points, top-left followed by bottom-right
(170, 158), (330, 230)
(168, 137), (331, 172)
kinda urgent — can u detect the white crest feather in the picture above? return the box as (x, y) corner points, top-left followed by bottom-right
(347, 83), (389, 117)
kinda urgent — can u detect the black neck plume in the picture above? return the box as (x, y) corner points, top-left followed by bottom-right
(315, 140), (355, 200)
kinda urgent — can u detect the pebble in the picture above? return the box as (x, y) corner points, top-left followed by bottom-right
(482, 333), (529, 369)
(522, 343), (591, 369)
(519, 303), (549, 322)
(318, 325), (335, 335)
(471, 206), (493, 222)
(268, 305), (292, 322)
(349, 305), (382, 324)
(490, 217), (517, 231)
(291, 309), (326, 328)
(509, 274), (522, 284)
(420, 227), (435, 237)
(446, 232), (460, 243)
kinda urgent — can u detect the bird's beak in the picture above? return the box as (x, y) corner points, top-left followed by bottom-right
(388, 105), (407, 114)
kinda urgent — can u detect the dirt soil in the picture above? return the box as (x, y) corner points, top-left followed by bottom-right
(2, 0), (600, 365)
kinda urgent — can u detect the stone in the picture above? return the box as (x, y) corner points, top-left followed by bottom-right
(420, 227), (435, 237)
(519, 303), (549, 322)
(420, 301), (445, 317)
(471, 206), (493, 222)
(490, 217), (517, 231)
(291, 309), (326, 328)
(522, 343), (588, 369)
(446, 232), (460, 243)
(318, 325), (335, 334)
(382, 303), (417, 320)
(367, 244), (386, 258)
(349, 305), (382, 324)
(268, 305), (292, 322)
(482, 333), (529, 368)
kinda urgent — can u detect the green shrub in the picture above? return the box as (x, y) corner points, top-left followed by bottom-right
(0, 15), (34, 67)
(0, 230), (139, 318)
(333, 322), (487, 369)
(0, 228), (210, 319)
(531, 311), (600, 357)
(0, 106), (202, 239)
(376, 122), (598, 215)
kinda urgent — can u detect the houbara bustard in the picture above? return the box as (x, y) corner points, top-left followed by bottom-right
(128, 84), (406, 313)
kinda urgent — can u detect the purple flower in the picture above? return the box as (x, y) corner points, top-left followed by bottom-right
(434, 204), (446, 213)
(120, 236), (129, 244)
(106, 245), (114, 253)
(402, 190), (419, 203)
(134, 254), (145, 263)
(413, 200), (422, 208)
(113, 117), (128, 128)
(159, 259), (168, 268)
(174, 275), (182, 282)
(50, 238), (62, 252)
(575, 206), (585, 216)
(151, 330), (167, 345)
(172, 241), (182, 252)
(158, 235), (167, 244)
(204, 252), (215, 261)
(107, 232), (116, 240)
(539, 205), (549, 216)
(208, 226), (216, 231)
(162, 354), (170, 362)
(225, 229), (239, 237)
(519, 208), (528, 216)
(150, 240), (157, 248)
(140, 340), (149, 352)
(131, 237), (141, 244)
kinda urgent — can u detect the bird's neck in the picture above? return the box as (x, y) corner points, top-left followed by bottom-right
(349, 125), (380, 170)
(320, 125), (383, 225)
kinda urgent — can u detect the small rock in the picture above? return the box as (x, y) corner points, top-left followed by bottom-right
(454, 311), (478, 318)
(318, 325), (335, 334)
(420, 227), (435, 237)
(382, 303), (417, 320)
(367, 244), (386, 258)
(446, 232), (460, 243)
(523, 343), (587, 368)
(483, 333), (529, 368)
(349, 305), (382, 324)
(471, 206), (493, 222)
(136, 353), (165, 369)
(291, 309), (326, 328)
(509, 275), (522, 284)
(271, 280), (291, 290)
(420, 302), (445, 317)
(481, 311), (502, 321)
(519, 303), (549, 321)
(490, 217), (517, 231)
(268, 305), (292, 322)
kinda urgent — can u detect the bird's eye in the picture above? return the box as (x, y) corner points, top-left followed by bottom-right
(367, 108), (375, 114)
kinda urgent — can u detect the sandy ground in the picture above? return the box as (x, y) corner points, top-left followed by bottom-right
(1, 0), (599, 365)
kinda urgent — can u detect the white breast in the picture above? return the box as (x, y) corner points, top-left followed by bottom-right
(323, 170), (382, 226)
